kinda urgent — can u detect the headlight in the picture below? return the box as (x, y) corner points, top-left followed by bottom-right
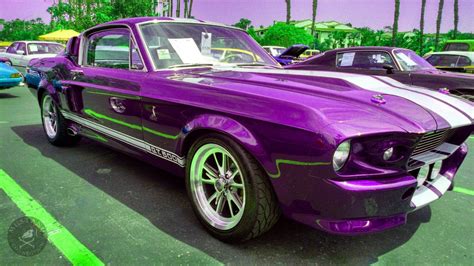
(333, 140), (351, 172)
(10, 73), (21, 78)
(383, 147), (394, 161)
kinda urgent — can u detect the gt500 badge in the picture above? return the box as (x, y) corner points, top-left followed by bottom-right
(149, 146), (185, 166)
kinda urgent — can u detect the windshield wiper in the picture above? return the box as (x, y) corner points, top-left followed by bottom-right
(169, 63), (214, 69)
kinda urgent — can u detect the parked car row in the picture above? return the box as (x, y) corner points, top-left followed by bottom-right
(23, 17), (473, 243)
(0, 41), (64, 69)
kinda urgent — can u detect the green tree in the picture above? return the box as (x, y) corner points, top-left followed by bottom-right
(311, 0), (318, 36)
(262, 22), (314, 47)
(0, 18), (49, 41)
(435, 0), (444, 50)
(233, 18), (252, 30)
(419, 0), (426, 53)
(453, 0), (459, 39)
(285, 0), (291, 24)
(392, 0), (400, 46)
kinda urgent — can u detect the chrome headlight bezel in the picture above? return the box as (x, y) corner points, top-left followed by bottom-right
(333, 140), (351, 172)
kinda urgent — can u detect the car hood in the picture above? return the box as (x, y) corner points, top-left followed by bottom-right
(162, 67), (473, 136)
(279, 45), (309, 58)
(0, 62), (19, 76)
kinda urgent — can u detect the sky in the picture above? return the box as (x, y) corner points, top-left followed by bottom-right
(0, 0), (473, 33)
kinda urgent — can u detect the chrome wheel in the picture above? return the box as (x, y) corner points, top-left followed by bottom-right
(189, 143), (246, 230)
(42, 95), (58, 139)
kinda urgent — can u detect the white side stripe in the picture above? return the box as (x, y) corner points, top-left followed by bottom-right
(227, 68), (472, 128)
(61, 111), (185, 167)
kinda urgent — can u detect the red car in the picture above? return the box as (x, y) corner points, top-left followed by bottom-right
(288, 46), (474, 101)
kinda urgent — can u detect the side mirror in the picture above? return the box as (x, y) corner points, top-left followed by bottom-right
(65, 36), (80, 62)
(383, 64), (395, 74)
(16, 50), (25, 55)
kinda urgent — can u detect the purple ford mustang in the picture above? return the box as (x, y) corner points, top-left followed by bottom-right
(29, 17), (474, 242)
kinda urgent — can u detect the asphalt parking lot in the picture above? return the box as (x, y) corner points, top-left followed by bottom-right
(1, 85), (473, 265)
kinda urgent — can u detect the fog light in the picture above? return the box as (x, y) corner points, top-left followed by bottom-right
(383, 147), (394, 161)
(333, 140), (350, 172)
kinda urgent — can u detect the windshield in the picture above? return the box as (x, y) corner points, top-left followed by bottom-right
(139, 22), (278, 69)
(393, 49), (435, 71)
(27, 43), (64, 55)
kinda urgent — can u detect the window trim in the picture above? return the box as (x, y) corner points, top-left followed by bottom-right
(79, 25), (147, 72)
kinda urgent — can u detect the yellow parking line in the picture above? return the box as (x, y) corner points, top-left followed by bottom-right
(0, 169), (103, 265)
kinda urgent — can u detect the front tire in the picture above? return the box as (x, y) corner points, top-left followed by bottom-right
(186, 134), (280, 242)
(40, 93), (81, 146)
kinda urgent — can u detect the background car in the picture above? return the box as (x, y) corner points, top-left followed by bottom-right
(0, 41), (12, 53)
(0, 41), (64, 72)
(262, 45), (286, 57)
(289, 46), (474, 101)
(443, 39), (474, 52)
(0, 59), (22, 89)
(425, 51), (474, 74)
(29, 18), (474, 242)
(271, 44), (309, 65)
(300, 49), (320, 59)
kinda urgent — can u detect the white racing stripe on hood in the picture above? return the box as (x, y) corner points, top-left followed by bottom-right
(376, 76), (474, 120)
(230, 68), (472, 128)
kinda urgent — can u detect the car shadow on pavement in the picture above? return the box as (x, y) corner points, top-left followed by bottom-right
(0, 92), (19, 99)
(12, 124), (431, 265)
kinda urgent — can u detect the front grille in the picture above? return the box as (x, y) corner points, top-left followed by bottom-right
(410, 129), (451, 157)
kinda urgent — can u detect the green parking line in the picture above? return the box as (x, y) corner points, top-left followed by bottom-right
(0, 169), (103, 265)
(453, 186), (474, 196)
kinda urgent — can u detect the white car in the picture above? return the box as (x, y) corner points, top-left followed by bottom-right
(0, 41), (64, 68)
(262, 45), (286, 57)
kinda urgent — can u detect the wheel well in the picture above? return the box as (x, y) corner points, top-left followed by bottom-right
(181, 128), (267, 172)
(37, 87), (45, 105)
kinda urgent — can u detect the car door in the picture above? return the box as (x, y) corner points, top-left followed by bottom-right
(335, 50), (412, 84)
(61, 27), (148, 153)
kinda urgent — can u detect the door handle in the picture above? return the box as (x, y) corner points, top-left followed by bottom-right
(109, 97), (126, 113)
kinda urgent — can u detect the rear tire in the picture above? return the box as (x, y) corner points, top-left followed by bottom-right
(186, 134), (280, 242)
(40, 92), (81, 146)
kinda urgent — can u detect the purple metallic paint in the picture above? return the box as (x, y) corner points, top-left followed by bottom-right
(29, 17), (473, 236)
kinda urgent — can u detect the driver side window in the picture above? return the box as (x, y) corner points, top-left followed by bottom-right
(86, 29), (131, 70)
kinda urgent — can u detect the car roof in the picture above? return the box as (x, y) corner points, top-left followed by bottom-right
(97, 17), (242, 31)
(11, 41), (63, 45)
(445, 39), (474, 45)
(323, 46), (400, 53)
(428, 51), (474, 59)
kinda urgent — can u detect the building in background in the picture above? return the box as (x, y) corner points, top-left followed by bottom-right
(255, 20), (361, 49)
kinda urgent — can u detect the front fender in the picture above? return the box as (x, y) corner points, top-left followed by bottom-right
(178, 114), (266, 161)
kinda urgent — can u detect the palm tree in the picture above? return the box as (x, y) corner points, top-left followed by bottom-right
(169, 0), (173, 17)
(419, 0), (426, 54)
(285, 0), (291, 24)
(188, 0), (194, 18)
(392, 0), (400, 46)
(176, 0), (181, 17)
(454, 0), (459, 39)
(435, 0), (444, 50)
(184, 0), (188, 18)
(311, 0), (318, 36)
